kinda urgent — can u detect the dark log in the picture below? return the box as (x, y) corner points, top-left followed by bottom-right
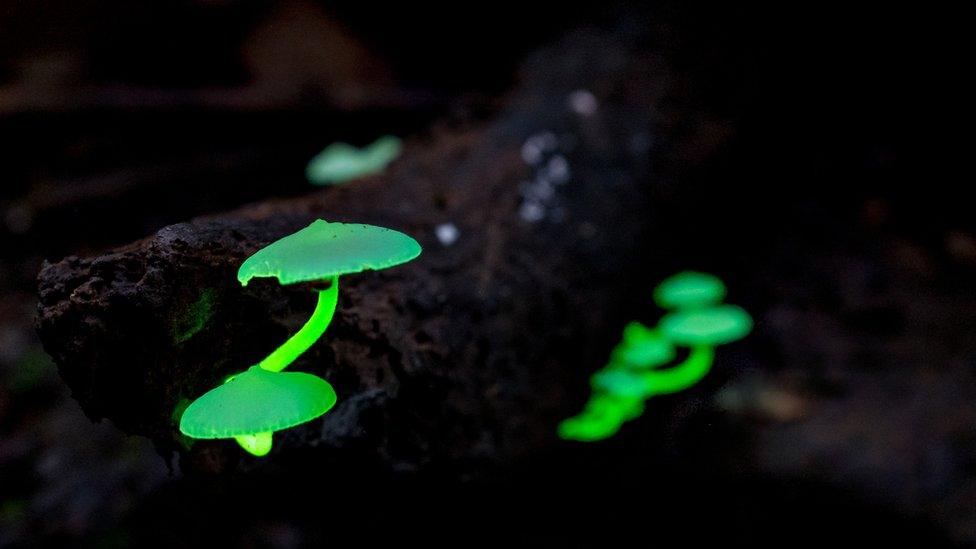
(36, 29), (713, 475)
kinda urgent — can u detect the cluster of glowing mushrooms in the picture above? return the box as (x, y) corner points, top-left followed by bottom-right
(559, 272), (753, 442)
(177, 227), (746, 455)
(179, 219), (421, 456)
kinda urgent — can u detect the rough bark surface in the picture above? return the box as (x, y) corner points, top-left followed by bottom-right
(36, 31), (697, 474)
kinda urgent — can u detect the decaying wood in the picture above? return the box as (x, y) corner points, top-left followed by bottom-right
(36, 30), (714, 474)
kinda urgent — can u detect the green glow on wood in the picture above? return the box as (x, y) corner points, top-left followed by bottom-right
(235, 431), (273, 456)
(306, 135), (402, 185)
(258, 279), (338, 373)
(172, 288), (216, 344)
(179, 218), (422, 457)
(559, 272), (751, 442)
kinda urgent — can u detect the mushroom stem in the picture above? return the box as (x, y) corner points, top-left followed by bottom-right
(235, 431), (274, 456)
(640, 345), (715, 395)
(258, 276), (339, 373)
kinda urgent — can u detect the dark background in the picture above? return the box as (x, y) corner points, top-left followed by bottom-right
(0, 1), (968, 546)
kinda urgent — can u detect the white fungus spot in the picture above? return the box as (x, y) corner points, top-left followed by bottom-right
(521, 132), (558, 165)
(521, 179), (554, 201)
(543, 155), (570, 184)
(567, 89), (598, 116)
(435, 223), (460, 246)
(521, 141), (543, 165)
(519, 201), (545, 223)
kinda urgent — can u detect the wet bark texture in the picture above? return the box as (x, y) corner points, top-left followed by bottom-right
(36, 30), (698, 474)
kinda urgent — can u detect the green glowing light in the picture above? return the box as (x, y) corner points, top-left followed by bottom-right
(659, 304), (753, 346)
(179, 219), (421, 456)
(591, 369), (649, 398)
(235, 432), (273, 457)
(653, 271), (726, 310)
(641, 346), (715, 395)
(558, 395), (644, 442)
(306, 135), (402, 185)
(612, 322), (675, 367)
(259, 281), (338, 373)
(179, 365), (337, 452)
(559, 272), (751, 442)
(238, 220), (422, 286)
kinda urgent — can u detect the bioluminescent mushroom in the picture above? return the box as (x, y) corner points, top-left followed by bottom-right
(559, 272), (752, 442)
(659, 304), (753, 347)
(179, 366), (337, 456)
(557, 394), (644, 442)
(238, 220), (421, 373)
(610, 322), (675, 368)
(653, 271), (726, 310)
(305, 135), (402, 186)
(179, 219), (421, 456)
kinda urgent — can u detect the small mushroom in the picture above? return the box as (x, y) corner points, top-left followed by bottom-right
(239, 219), (421, 373)
(559, 272), (753, 442)
(653, 271), (726, 310)
(639, 304), (752, 396)
(610, 322), (676, 368)
(305, 135), (403, 186)
(180, 219), (420, 456)
(659, 304), (753, 347)
(557, 394), (644, 442)
(179, 365), (337, 456)
(591, 369), (649, 398)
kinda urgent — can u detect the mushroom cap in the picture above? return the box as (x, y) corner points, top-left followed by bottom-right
(659, 304), (753, 346)
(591, 369), (649, 398)
(653, 271), (726, 310)
(238, 219), (422, 286)
(557, 394), (644, 441)
(179, 366), (337, 439)
(613, 322), (676, 367)
(306, 135), (402, 185)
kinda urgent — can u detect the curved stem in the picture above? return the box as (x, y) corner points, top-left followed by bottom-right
(258, 276), (339, 373)
(640, 345), (715, 396)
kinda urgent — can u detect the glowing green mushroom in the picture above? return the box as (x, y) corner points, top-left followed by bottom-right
(639, 304), (751, 396)
(659, 304), (753, 347)
(610, 322), (676, 368)
(179, 219), (421, 456)
(306, 135), (402, 186)
(653, 271), (726, 310)
(238, 219), (422, 373)
(559, 272), (753, 443)
(179, 366), (337, 456)
(594, 349), (717, 399)
(558, 394), (644, 442)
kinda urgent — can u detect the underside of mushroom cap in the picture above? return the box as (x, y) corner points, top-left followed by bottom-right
(238, 219), (422, 286)
(179, 366), (337, 438)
